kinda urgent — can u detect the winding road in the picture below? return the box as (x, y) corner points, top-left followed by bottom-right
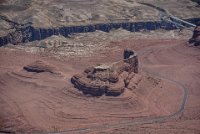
(46, 44), (189, 134)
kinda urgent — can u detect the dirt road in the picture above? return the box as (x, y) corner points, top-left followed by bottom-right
(0, 39), (200, 133)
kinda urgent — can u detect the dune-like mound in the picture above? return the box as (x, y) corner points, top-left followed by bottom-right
(71, 49), (139, 96)
(23, 60), (59, 74)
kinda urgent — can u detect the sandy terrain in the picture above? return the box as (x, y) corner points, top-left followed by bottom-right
(0, 33), (200, 133)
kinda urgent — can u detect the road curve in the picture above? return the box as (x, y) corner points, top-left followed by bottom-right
(46, 47), (188, 134)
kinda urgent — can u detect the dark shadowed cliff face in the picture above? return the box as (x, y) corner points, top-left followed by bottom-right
(189, 22), (200, 46)
(191, 0), (200, 5)
(1, 17), (200, 47)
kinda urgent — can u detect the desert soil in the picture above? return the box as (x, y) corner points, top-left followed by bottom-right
(0, 30), (200, 133)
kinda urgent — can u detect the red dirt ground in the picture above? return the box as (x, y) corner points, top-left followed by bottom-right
(0, 39), (200, 133)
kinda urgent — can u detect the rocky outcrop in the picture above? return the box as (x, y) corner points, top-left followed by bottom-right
(24, 60), (59, 74)
(71, 49), (140, 96)
(189, 22), (200, 46)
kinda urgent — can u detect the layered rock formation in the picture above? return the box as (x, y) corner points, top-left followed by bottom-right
(24, 60), (59, 74)
(1, 16), (200, 47)
(71, 49), (139, 96)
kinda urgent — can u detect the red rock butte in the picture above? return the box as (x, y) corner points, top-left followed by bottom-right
(71, 49), (139, 96)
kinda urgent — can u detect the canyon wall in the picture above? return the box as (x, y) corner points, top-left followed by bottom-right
(0, 18), (200, 46)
